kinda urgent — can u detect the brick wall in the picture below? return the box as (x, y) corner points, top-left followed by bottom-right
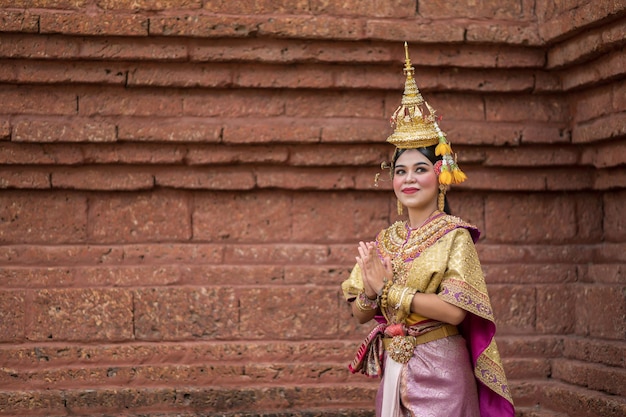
(0, 1), (625, 416)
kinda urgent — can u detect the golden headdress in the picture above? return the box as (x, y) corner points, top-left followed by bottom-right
(388, 43), (467, 186)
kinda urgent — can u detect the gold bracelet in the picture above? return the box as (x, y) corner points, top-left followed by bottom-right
(355, 290), (378, 311)
(400, 288), (418, 316)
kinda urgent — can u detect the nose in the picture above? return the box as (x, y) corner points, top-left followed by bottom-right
(404, 171), (417, 182)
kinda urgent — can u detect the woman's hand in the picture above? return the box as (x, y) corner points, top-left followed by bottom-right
(356, 241), (393, 298)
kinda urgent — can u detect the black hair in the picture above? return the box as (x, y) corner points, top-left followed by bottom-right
(391, 145), (451, 214)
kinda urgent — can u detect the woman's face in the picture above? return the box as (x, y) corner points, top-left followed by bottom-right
(392, 149), (439, 213)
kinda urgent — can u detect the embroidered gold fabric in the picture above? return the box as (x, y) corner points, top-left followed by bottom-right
(341, 215), (513, 405)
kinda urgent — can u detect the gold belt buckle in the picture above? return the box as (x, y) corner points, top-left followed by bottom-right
(387, 336), (415, 364)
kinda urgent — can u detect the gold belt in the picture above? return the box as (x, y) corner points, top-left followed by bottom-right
(382, 324), (459, 364)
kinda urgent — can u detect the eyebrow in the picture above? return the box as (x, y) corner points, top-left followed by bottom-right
(394, 162), (430, 169)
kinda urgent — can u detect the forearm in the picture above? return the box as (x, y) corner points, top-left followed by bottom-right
(409, 293), (467, 325)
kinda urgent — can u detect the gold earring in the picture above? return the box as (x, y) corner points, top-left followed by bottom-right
(397, 199), (403, 215)
(438, 185), (446, 212)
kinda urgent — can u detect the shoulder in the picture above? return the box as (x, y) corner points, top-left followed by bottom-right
(440, 214), (480, 243)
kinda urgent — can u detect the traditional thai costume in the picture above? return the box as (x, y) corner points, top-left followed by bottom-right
(341, 44), (515, 417)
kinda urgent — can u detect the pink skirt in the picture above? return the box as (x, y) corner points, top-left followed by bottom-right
(376, 334), (480, 417)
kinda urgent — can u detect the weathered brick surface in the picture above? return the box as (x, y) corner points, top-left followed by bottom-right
(26, 288), (134, 342)
(0, 2), (624, 416)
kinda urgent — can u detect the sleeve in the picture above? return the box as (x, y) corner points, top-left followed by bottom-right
(341, 263), (364, 302)
(437, 228), (495, 322)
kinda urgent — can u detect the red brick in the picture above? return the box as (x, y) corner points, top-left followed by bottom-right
(0, 86), (77, 115)
(224, 243), (330, 265)
(223, 122), (320, 144)
(0, 33), (81, 59)
(488, 284), (536, 334)
(0, 61), (17, 83)
(586, 264), (625, 284)
(182, 265), (284, 286)
(290, 144), (389, 166)
(520, 125), (570, 144)
(0, 10), (40, 33)
(310, 0), (415, 17)
(133, 287), (238, 341)
(366, 20), (465, 43)
(149, 14), (260, 37)
(201, 0), (310, 14)
(575, 284), (626, 340)
(0, 119), (9, 139)
(503, 357), (551, 379)
(563, 50), (626, 91)
(192, 191), (291, 242)
(117, 119), (221, 143)
(496, 335), (564, 358)
(88, 190), (191, 243)
(538, 379), (626, 417)
(546, 168), (594, 191)
(292, 191), (390, 243)
(0, 143), (83, 164)
(27, 288), (133, 342)
(40, 11), (149, 36)
(594, 167), (626, 190)
(0, 244), (124, 266)
(563, 337), (626, 368)
(237, 63), (336, 89)
(483, 264), (577, 285)
(255, 166), (355, 189)
(13, 119), (116, 143)
(484, 146), (580, 167)
(258, 15), (365, 40)
(593, 242), (626, 264)
(186, 144), (289, 165)
(128, 62), (233, 87)
(79, 37), (188, 61)
(0, 168), (50, 189)
(604, 190), (626, 242)
(51, 167), (154, 191)
(119, 243), (224, 264)
(320, 118), (388, 144)
(79, 88), (183, 117)
(0, 191), (87, 244)
(182, 90), (284, 117)
(581, 140), (626, 168)
(0, 265), (186, 288)
(573, 83), (613, 123)
(485, 194), (578, 243)
(445, 121), (522, 146)
(97, 0), (202, 10)
(156, 167), (255, 190)
(552, 358), (626, 397)
(283, 264), (351, 286)
(418, 0), (527, 19)
(574, 193), (604, 241)
(536, 284), (576, 334)
(0, 290), (25, 342)
(486, 95), (568, 122)
(465, 22), (542, 46)
(16, 60), (128, 85)
(574, 112), (626, 143)
(238, 287), (341, 339)
(465, 168), (547, 191)
(81, 143), (187, 164)
(0, 390), (66, 416)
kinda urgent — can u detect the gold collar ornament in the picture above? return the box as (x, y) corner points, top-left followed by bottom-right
(387, 43), (467, 186)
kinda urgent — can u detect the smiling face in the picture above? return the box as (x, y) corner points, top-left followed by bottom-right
(392, 149), (439, 214)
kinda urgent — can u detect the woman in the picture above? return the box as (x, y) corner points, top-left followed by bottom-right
(341, 44), (515, 417)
